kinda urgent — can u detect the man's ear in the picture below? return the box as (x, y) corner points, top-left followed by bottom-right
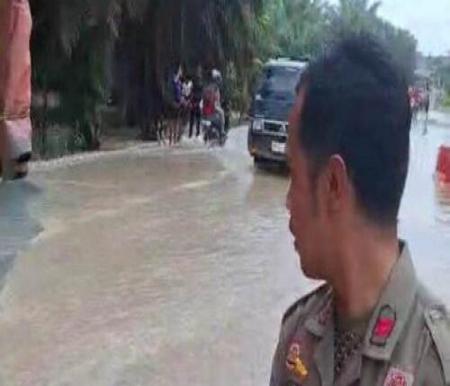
(323, 155), (350, 212)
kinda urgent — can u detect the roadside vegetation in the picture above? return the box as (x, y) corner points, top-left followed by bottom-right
(30, 0), (418, 158)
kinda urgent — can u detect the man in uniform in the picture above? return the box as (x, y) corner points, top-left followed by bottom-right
(270, 35), (450, 386)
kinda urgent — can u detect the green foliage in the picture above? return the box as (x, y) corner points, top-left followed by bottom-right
(112, 0), (263, 133)
(30, 0), (124, 151)
(250, 0), (328, 60)
(327, 0), (417, 82)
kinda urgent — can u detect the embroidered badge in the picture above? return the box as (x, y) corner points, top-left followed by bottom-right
(286, 342), (308, 379)
(383, 367), (414, 386)
(371, 305), (396, 346)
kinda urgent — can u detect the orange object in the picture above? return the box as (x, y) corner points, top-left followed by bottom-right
(436, 146), (450, 183)
(0, 0), (32, 169)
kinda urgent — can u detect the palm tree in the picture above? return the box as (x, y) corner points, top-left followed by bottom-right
(31, 0), (148, 151)
(113, 0), (264, 138)
(30, 0), (416, 154)
(31, 0), (264, 146)
(328, 0), (382, 39)
(327, 0), (417, 81)
(334, 0), (381, 28)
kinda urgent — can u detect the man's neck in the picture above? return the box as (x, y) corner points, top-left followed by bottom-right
(331, 227), (399, 321)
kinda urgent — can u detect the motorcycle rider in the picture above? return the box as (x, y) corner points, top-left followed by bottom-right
(201, 69), (225, 143)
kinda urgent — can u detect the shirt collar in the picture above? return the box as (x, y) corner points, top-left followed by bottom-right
(304, 286), (334, 337)
(304, 241), (418, 362)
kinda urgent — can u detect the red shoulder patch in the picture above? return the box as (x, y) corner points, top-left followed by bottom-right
(371, 305), (396, 346)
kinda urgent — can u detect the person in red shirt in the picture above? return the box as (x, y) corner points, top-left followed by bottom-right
(201, 70), (225, 141)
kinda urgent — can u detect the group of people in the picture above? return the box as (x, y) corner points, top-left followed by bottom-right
(159, 65), (227, 146)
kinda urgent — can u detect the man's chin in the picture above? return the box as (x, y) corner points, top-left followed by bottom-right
(295, 242), (320, 279)
(297, 253), (321, 280)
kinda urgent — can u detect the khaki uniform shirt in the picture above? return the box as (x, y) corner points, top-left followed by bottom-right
(270, 243), (450, 386)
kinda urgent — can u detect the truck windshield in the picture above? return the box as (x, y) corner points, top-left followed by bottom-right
(258, 66), (302, 97)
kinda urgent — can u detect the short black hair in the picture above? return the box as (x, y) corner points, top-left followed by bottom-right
(298, 34), (411, 226)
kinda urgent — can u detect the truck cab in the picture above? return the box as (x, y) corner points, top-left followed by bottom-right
(248, 58), (307, 165)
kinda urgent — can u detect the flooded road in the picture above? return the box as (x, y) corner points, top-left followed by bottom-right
(0, 113), (449, 386)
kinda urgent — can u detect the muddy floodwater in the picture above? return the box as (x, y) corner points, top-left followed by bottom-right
(0, 112), (449, 386)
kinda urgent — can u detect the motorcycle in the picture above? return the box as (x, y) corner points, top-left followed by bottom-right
(201, 117), (227, 147)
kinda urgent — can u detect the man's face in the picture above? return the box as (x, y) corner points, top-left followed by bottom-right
(286, 90), (330, 280)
